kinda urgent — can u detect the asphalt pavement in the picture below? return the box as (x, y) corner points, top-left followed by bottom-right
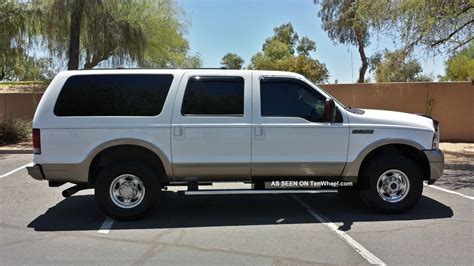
(0, 154), (472, 265)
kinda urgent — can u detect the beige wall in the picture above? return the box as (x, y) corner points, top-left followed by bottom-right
(0, 82), (472, 142)
(0, 93), (43, 120)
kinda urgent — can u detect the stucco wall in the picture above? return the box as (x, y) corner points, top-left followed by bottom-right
(0, 82), (472, 142)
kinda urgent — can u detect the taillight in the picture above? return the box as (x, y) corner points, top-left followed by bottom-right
(33, 128), (41, 154)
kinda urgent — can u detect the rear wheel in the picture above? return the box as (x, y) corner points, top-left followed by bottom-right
(95, 161), (160, 220)
(359, 154), (423, 213)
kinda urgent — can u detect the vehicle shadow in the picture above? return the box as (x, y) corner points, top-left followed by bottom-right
(296, 192), (454, 231)
(28, 191), (453, 232)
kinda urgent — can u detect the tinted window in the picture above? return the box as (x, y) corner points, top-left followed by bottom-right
(181, 76), (244, 116)
(260, 78), (326, 122)
(54, 74), (173, 116)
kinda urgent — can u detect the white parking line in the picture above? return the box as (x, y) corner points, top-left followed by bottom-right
(424, 183), (474, 200)
(98, 217), (114, 234)
(291, 195), (386, 265)
(0, 163), (33, 179)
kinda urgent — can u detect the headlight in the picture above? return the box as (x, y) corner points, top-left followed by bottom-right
(432, 119), (439, 149)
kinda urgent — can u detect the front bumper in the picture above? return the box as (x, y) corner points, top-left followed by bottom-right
(423, 149), (444, 184)
(26, 164), (45, 181)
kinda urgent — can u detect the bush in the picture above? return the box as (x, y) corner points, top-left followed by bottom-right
(0, 118), (32, 144)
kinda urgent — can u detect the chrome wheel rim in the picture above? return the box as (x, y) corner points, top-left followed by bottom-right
(376, 169), (410, 203)
(109, 174), (145, 209)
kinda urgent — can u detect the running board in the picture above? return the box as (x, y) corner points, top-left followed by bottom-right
(178, 189), (338, 196)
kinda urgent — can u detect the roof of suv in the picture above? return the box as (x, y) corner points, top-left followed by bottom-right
(61, 69), (306, 79)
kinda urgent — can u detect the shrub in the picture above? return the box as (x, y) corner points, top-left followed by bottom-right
(0, 118), (32, 144)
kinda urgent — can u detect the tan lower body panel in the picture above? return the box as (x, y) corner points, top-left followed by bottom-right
(41, 163), (89, 184)
(173, 162), (346, 182)
(173, 163), (251, 181)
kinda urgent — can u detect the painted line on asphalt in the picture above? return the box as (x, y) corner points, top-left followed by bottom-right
(291, 195), (386, 265)
(98, 217), (114, 234)
(0, 163), (32, 179)
(424, 183), (474, 200)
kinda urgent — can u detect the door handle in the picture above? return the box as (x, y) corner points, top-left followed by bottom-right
(174, 126), (183, 136)
(255, 126), (263, 136)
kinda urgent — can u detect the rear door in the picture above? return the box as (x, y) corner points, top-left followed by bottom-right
(171, 71), (252, 181)
(251, 76), (350, 178)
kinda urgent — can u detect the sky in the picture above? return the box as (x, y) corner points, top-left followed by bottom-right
(179, 0), (447, 83)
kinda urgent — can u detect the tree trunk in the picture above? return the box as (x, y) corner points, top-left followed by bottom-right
(67, 0), (85, 70)
(354, 27), (368, 83)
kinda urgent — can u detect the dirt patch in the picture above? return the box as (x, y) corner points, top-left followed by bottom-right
(440, 143), (473, 169)
(437, 143), (473, 195)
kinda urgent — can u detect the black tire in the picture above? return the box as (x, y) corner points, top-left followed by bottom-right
(95, 161), (160, 221)
(359, 154), (423, 213)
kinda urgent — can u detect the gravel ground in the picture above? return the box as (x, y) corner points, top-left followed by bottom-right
(438, 143), (473, 196)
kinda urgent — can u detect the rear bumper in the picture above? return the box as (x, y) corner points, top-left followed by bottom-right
(26, 164), (45, 181)
(423, 149), (444, 184)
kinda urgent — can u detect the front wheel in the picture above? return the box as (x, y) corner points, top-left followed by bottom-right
(95, 161), (160, 220)
(359, 154), (423, 213)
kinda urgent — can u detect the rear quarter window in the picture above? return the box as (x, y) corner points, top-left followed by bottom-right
(54, 74), (173, 116)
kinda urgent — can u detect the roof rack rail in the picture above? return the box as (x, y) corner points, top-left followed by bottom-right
(73, 67), (230, 70)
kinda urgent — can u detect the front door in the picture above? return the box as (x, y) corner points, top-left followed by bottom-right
(251, 76), (350, 178)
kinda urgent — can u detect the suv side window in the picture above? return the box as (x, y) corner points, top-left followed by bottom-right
(54, 74), (173, 116)
(260, 78), (326, 122)
(181, 76), (244, 116)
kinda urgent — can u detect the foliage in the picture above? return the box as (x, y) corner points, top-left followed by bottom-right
(439, 41), (474, 81)
(25, 0), (200, 70)
(0, 118), (32, 144)
(353, 0), (473, 54)
(314, 0), (377, 83)
(372, 49), (432, 82)
(315, 0), (472, 82)
(249, 23), (329, 83)
(221, 53), (244, 69)
(1, 51), (54, 81)
(388, 0), (473, 53)
(0, 1), (47, 81)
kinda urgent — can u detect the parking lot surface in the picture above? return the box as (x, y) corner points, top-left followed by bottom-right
(0, 151), (473, 265)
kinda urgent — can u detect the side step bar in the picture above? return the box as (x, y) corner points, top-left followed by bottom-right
(178, 189), (337, 196)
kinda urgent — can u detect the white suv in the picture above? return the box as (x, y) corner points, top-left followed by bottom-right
(27, 69), (444, 220)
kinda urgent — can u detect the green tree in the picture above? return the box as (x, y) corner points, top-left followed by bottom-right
(354, 0), (473, 53)
(440, 42), (474, 81)
(0, 1), (46, 81)
(35, 0), (199, 70)
(221, 53), (244, 69)
(372, 49), (432, 82)
(314, 0), (375, 83)
(389, 0), (473, 53)
(249, 23), (329, 83)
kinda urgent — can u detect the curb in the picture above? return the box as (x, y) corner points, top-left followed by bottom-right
(0, 149), (33, 154)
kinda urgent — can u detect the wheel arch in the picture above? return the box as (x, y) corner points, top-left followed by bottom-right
(85, 138), (172, 185)
(343, 139), (430, 182)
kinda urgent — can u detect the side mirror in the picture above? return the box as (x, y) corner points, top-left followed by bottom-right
(323, 98), (336, 122)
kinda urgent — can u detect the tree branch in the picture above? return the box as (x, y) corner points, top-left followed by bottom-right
(430, 19), (474, 48)
(83, 51), (115, 69)
(450, 36), (474, 51)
